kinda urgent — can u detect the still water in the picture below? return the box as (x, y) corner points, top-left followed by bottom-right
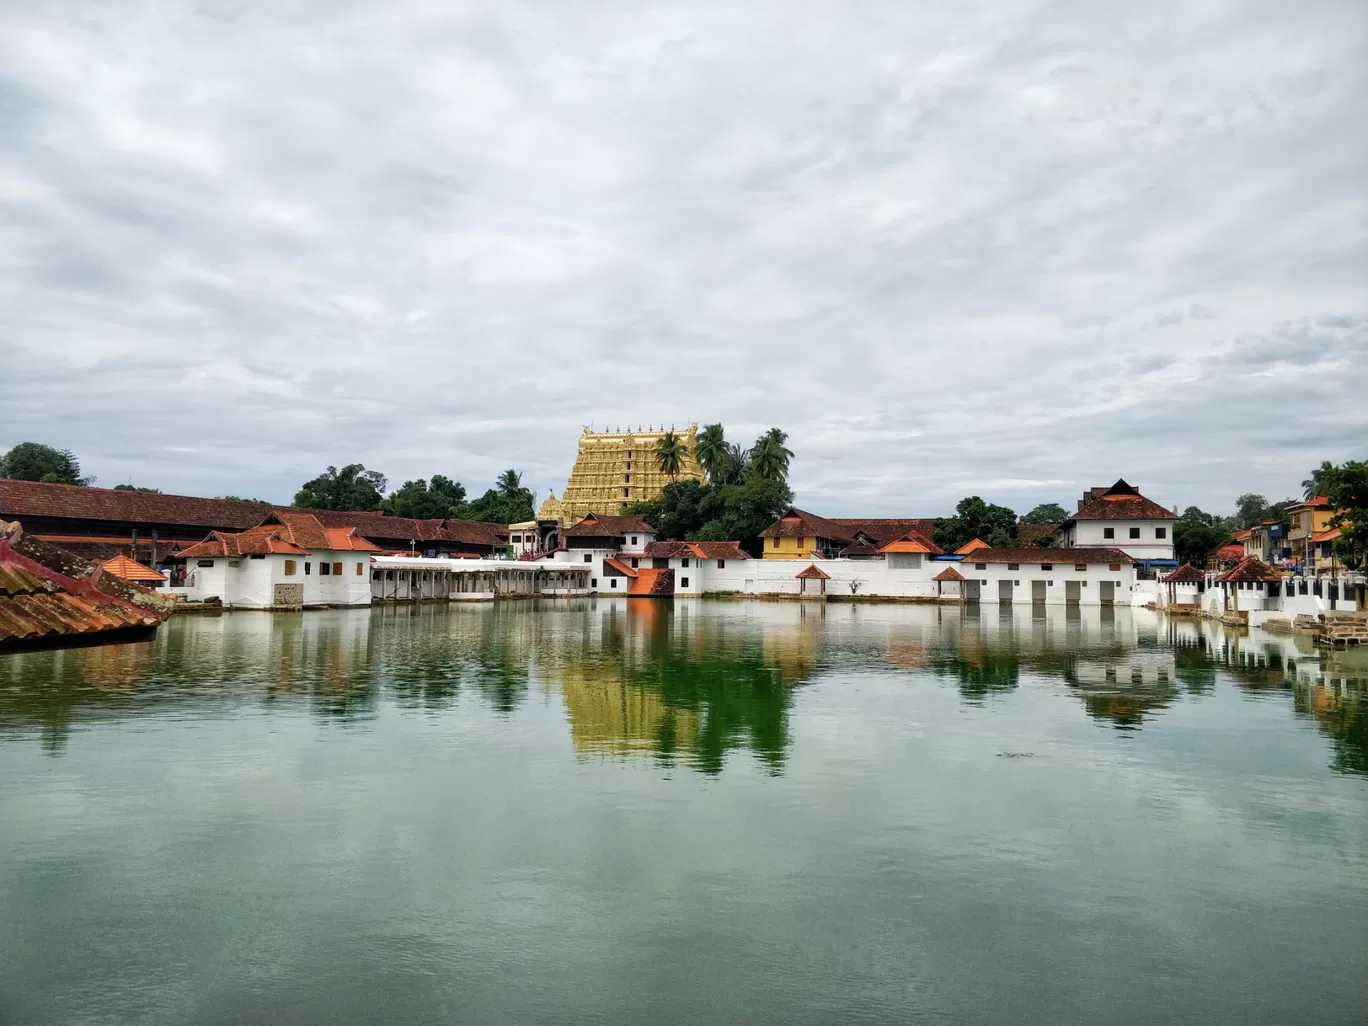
(1, 600), (1365, 1025)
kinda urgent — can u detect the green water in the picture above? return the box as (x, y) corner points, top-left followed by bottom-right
(1, 600), (1364, 1025)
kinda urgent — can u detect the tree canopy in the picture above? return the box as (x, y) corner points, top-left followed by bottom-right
(1321, 460), (1367, 568)
(1020, 502), (1067, 525)
(1173, 506), (1230, 565)
(293, 464), (387, 511)
(750, 428), (794, 483)
(453, 471), (535, 524)
(0, 442), (90, 485)
(113, 484), (160, 493)
(654, 431), (685, 482)
(932, 496), (1018, 551)
(626, 476), (793, 556)
(380, 475), (467, 520)
(1303, 461), (1336, 500)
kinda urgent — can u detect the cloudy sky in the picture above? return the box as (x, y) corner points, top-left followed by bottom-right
(1, 1), (1364, 516)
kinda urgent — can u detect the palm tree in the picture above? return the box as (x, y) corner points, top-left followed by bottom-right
(496, 469), (523, 500)
(695, 423), (728, 485)
(750, 428), (794, 482)
(724, 442), (751, 484)
(1302, 461), (1334, 500)
(655, 431), (684, 483)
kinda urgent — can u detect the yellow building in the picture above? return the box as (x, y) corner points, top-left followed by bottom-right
(540, 425), (705, 525)
(1286, 496), (1336, 569)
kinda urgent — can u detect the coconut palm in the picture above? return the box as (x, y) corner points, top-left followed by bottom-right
(496, 469), (524, 500)
(655, 431), (684, 483)
(695, 423), (728, 485)
(724, 442), (751, 484)
(1302, 461), (1334, 500)
(750, 428), (794, 482)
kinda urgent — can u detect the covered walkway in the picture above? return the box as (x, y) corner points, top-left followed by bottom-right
(370, 556), (591, 602)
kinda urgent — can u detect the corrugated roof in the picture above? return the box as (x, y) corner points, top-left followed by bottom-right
(101, 555), (166, 582)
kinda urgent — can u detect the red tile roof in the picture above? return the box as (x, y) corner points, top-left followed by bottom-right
(955, 538), (990, 554)
(101, 555), (166, 582)
(1311, 527), (1343, 544)
(565, 512), (654, 537)
(761, 509), (938, 545)
(628, 567), (674, 596)
(1210, 543), (1245, 563)
(795, 564), (831, 580)
(1213, 557), (1283, 583)
(1017, 523), (1058, 544)
(958, 547), (1135, 564)
(1066, 480), (1176, 523)
(879, 530), (944, 555)
(0, 478), (269, 529)
(933, 566), (965, 582)
(601, 557), (638, 578)
(643, 540), (749, 561)
(177, 529), (311, 558)
(0, 522), (169, 649)
(1163, 564), (1206, 584)
(324, 527), (382, 551)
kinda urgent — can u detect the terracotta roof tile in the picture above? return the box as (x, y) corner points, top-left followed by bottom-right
(878, 530), (944, 555)
(955, 538), (990, 554)
(933, 566), (965, 582)
(602, 557), (638, 578)
(565, 512), (654, 537)
(1163, 564), (1206, 584)
(628, 567), (674, 596)
(101, 555), (166, 582)
(0, 479), (269, 529)
(1213, 557), (1283, 583)
(795, 564), (830, 580)
(958, 547), (1135, 564)
(1066, 480), (1176, 523)
(1017, 523), (1059, 544)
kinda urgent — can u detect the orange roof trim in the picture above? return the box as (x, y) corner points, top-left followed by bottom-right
(101, 555), (166, 582)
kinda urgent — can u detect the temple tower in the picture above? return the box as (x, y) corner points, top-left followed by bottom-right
(544, 424), (705, 524)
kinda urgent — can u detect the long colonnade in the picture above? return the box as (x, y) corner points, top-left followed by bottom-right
(370, 556), (591, 603)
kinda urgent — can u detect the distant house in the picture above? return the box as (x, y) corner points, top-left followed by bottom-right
(174, 511), (379, 608)
(759, 508), (937, 560)
(958, 547), (1137, 605)
(558, 512), (657, 590)
(1206, 541), (1245, 571)
(1057, 479), (1177, 569)
(302, 509), (507, 558)
(1245, 521), (1291, 566)
(642, 541), (749, 596)
(1286, 496), (1336, 570)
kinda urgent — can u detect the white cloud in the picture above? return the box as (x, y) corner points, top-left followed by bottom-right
(0, 0), (1364, 513)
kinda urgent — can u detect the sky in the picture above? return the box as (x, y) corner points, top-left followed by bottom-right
(1, 1), (1364, 518)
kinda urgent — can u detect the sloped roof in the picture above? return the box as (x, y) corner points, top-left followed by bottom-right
(795, 564), (830, 580)
(0, 478), (269, 529)
(601, 557), (638, 578)
(1288, 496), (1330, 510)
(298, 509), (507, 548)
(955, 538), (990, 554)
(1231, 528), (1253, 541)
(1066, 480), (1176, 523)
(0, 522), (169, 649)
(1213, 557), (1283, 583)
(933, 566), (965, 582)
(565, 512), (654, 537)
(644, 540), (750, 561)
(830, 518), (938, 544)
(879, 530), (944, 555)
(178, 529), (311, 558)
(628, 567), (674, 596)
(959, 547), (1135, 564)
(324, 527), (381, 552)
(1210, 543), (1245, 562)
(101, 555), (166, 582)
(1017, 523), (1059, 545)
(1311, 527), (1342, 544)
(761, 508), (852, 541)
(1163, 564), (1206, 584)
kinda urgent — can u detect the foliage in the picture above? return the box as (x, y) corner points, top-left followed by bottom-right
(654, 431), (685, 483)
(626, 475), (793, 556)
(293, 464), (387, 511)
(1020, 502), (1067, 525)
(217, 495), (272, 504)
(1031, 534), (1054, 547)
(725, 442), (751, 484)
(750, 428), (794, 483)
(695, 424), (728, 485)
(1321, 460), (1368, 568)
(113, 484), (159, 493)
(1302, 461), (1336, 501)
(453, 471), (534, 524)
(1174, 506), (1230, 566)
(380, 475), (467, 520)
(496, 469), (524, 499)
(0, 442), (90, 485)
(932, 496), (1018, 551)
(1234, 493), (1269, 530)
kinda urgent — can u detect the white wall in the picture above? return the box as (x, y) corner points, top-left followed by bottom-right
(1063, 519), (1174, 561)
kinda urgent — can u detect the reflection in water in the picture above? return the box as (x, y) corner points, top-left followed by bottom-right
(0, 599), (1363, 776)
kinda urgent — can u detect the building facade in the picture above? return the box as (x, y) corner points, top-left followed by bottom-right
(542, 425), (705, 525)
(1057, 480), (1177, 568)
(1286, 497), (1335, 569)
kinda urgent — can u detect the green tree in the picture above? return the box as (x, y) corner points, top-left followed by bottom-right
(113, 484), (160, 493)
(1321, 460), (1368, 569)
(293, 464), (387, 511)
(654, 431), (685, 483)
(750, 428), (793, 483)
(723, 442), (751, 484)
(1173, 506), (1229, 565)
(627, 475), (793, 555)
(381, 475), (467, 519)
(625, 480), (709, 540)
(496, 469), (524, 499)
(1021, 502), (1067, 525)
(452, 471), (534, 524)
(0, 442), (90, 485)
(695, 424), (729, 485)
(1234, 493), (1270, 529)
(932, 496), (1018, 551)
(1302, 461), (1335, 500)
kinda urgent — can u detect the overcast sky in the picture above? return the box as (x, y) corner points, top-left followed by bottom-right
(1, 1), (1364, 517)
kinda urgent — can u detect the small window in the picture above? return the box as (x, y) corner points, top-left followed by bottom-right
(1129, 527), (1140, 539)
(197, 559), (215, 567)
(1040, 564), (1052, 571)
(333, 562), (343, 576)
(625, 475), (631, 484)
(1108, 563), (1121, 572)
(623, 488), (630, 498)
(1075, 563), (1087, 571)
(250, 554), (266, 560)
(772, 537), (780, 548)
(631, 536), (638, 545)
(1081, 581), (1088, 586)
(590, 578), (597, 588)
(1155, 527), (1167, 539)
(1104, 527), (1115, 539)
(975, 562), (987, 570)
(304, 562), (311, 575)
(228, 559), (241, 568)
(356, 562), (364, 575)
(681, 577), (690, 588)
(611, 578), (618, 588)
(1008, 563), (1019, 570)
(584, 554), (592, 563)
(320, 562), (331, 575)
(718, 559), (725, 569)
(681, 558), (689, 568)
(631, 558), (639, 568)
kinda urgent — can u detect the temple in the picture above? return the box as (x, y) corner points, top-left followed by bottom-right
(538, 425), (705, 528)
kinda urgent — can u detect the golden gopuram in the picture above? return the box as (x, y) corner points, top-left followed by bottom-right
(537, 424), (705, 525)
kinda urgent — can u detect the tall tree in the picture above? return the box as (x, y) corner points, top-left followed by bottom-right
(381, 475), (467, 519)
(293, 464), (387, 511)
(750, 428), (794, 482)
(1234, 493), (1270, 529)
(932, 496), (1018, 551)
(1020, 502), (1067, 525)
(0, 442), (90, 485)
(1321, 460), (1368, 569)
(723, 442), (751, 485)
(655, 431), (684, 483)
(496, 469), (524, 499)
(695, 423), (728, 485)
(1174, 507), (1229, 566)
(452, 471), (534, 524)
(1302, 461), (1335, 500)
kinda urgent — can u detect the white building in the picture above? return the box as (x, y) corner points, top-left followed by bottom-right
(507, 521), (540, 557)
(1057, 479), (1177, 569)
(543, 512), (657, 591)
(170, 511), (378, 609)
